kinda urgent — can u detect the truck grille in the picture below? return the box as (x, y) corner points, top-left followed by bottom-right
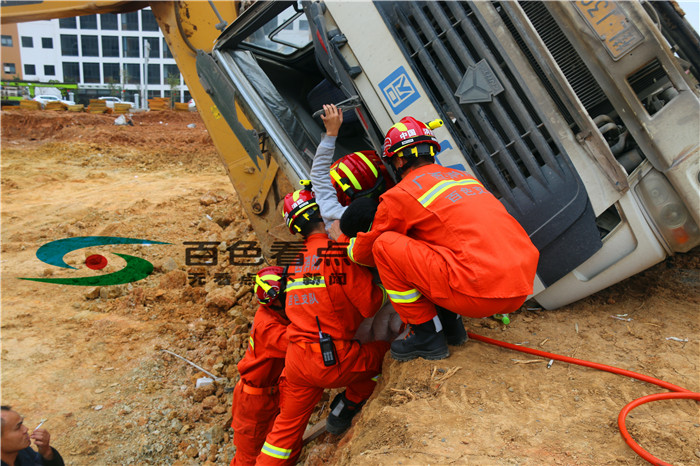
(376, 1), (566, 203)
(375, 0), (602, 286)
(507, 2), (666, 118)
(514, 1), (608, 117)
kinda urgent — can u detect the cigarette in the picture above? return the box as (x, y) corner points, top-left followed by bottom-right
(33, 419), (47, 432)
(546, 359), (554, 369)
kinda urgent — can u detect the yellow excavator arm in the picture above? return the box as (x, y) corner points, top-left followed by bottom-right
(1, 0), (294, 254)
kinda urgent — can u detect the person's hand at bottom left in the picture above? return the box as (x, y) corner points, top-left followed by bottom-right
(31, 429), (54, 460)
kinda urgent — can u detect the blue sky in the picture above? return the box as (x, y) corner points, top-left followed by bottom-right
(678, 1), (699, 33)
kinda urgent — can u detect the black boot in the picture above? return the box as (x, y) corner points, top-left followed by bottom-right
(326, 391), (365, 435)
(437, 306), (468, 346)
(390, 316), (449, 361)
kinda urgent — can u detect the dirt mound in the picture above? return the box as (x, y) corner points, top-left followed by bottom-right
(132, 110), (200, 124)
(1, 109), (219, 171)
(1, 109), (211, 142)
(318, 253), (700, 466)
(2, 111), (698, 465)
(1, 110), (113, 139)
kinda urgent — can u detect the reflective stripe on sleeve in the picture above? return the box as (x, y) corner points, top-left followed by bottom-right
(261, 442), (292, 460)
(346, 237), (372, 267)
(248, 336), (254, 351)
(378, 284), (388, 307)
(417, 179), (483, 207)
(347, 237), (357, 263)
(386, 288), (422, 303)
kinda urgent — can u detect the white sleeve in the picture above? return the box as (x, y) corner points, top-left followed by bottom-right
(310, 134), (347, 229)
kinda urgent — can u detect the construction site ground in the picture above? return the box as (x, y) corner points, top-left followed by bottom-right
(1, 110), (698, 466)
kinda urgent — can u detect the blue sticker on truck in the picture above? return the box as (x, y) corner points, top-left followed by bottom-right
(379, 66), (420, 114)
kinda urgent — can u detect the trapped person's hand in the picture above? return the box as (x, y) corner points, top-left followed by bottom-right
(320, 104), (343, 137)
(329, 220), (343, 241)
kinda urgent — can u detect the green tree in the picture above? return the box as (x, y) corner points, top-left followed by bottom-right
(121, 66), (132, 85)
(166, 73), (180, 108)
(105, 77), (121, 97)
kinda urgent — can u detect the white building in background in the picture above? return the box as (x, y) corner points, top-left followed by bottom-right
(16, 8), (190, 105)
(14, 20), (62, 83)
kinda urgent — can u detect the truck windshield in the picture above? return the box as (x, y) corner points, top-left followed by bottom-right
(242, 2), (311, 55)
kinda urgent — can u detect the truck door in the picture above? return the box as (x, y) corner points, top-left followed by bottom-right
(195, 1), (382, 183)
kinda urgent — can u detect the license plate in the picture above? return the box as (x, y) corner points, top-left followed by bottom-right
(573, 1), (643, 60)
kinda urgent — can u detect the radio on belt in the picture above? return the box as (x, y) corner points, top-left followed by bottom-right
(316, 316), (337, 367)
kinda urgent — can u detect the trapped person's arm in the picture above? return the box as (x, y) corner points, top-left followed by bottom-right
(311, 104), (347, 229)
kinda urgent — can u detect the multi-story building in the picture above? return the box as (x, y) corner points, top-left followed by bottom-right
(8, 8), (190, 105)
(1, 23), (22, 81)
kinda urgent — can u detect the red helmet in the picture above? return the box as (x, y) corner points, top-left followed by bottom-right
(382, 116), (441, 160)
(254, 266), (285, 306)
(329, 150), (395, 206)
(282, 185), (320, 234)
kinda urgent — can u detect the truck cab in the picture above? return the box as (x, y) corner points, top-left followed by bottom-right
(195, 0), (700, 309)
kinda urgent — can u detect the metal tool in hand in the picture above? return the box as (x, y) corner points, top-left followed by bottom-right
(312, 95), (362, 119)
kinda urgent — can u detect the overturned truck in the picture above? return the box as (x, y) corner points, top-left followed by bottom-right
(196, 0), (700, 309)
(3, 0), (698, 309)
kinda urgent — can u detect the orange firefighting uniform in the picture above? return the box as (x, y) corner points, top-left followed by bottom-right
(257, 233), (389, 465)
(230, 305), (289, 466)
(348, 163), (539, 325)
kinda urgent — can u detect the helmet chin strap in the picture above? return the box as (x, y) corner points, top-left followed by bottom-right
(393, 144), (436, 178)
(393, 158), (410, 179)
(392, 153), (421, 179)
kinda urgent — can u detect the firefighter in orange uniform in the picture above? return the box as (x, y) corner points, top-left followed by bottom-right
(230, 267), (289, 466)
(256, 185), (389, 465)
(346, 116), (540, 362)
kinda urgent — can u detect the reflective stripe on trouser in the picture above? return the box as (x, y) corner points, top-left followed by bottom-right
(230, 381), (280, 466)
(372, 231), (528, 323)
(256, 375), (321, 466)
(260, 442), (292, 460)
(256, 340), (390, 465)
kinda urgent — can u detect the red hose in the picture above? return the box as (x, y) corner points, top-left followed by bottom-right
(467, 331), (700, 465)
(617, 392), (700, 466)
